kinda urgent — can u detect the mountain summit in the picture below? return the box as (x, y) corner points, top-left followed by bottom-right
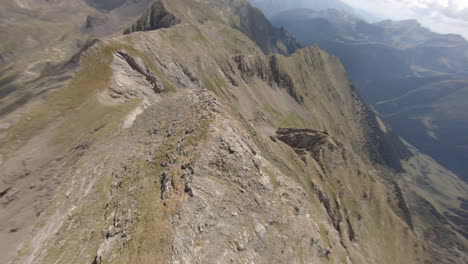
(0, 0), (466, 263)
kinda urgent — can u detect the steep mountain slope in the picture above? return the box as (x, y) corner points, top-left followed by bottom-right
(271, 8), (468, 182)
(0, 0), (300, 123)
(0, 0), (157, 74)
(0, 0), (466, 263)
(0, 0), (155, 122)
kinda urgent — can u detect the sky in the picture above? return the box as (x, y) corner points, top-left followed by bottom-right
(341, 0), (468, 38)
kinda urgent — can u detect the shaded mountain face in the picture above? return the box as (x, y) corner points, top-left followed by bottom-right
(271, 8), (468, 182)
(84, 0), (128, 11)
(0, 0), (467, 263)
(228, 2), (302, 55)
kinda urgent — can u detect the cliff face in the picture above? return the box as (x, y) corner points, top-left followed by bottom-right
(123, 1), (181, 34)
(0, 0), (466, 263)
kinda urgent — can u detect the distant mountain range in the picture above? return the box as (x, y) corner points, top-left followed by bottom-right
(248, 0), (378, 21)
(270, 8), (468, 182)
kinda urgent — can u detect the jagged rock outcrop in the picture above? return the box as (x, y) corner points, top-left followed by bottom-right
(123, 1), (181, 34)
(233, 55), (301, 102)
(115, 51), (165, 93)
(98, 50), (163, 129)
(276, 128), (341, 162)
(230, 1), (302, 55)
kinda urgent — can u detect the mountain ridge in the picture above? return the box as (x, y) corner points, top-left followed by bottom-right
(0, 0), (466, 263)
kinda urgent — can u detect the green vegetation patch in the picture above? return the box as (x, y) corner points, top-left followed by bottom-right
(263, 103), (308, 128)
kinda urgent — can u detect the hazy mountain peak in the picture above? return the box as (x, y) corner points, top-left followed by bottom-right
(272, 8), (364, 25)
(248, 0), (354, 16)
(376, 19), (422, 29)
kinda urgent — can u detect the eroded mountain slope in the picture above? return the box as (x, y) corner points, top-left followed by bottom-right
(0, 0), (466, 263)
(269, 8), (468, 182)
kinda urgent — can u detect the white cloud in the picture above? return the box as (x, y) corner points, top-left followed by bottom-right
(341, 0), (468, 38)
